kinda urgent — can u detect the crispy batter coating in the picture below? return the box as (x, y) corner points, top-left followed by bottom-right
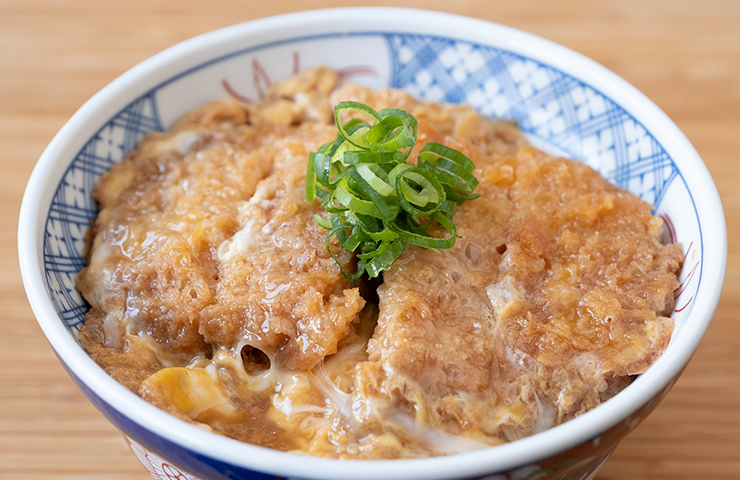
(78, 67), (681, 458)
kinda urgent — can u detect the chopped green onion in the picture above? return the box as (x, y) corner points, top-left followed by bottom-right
(306, 101), (480, 279)
(313, 214), (332, 230)
(366, 116), (416, 152)
(353, 164), (395, 197)
(343, 151), (396, 164)
(347, 167), (399, 222)
(419, 142), (479, 194)
(378, 108), (418, 139)
(332, 177), (385, 218)
(395, 167), (446, 217)
(392, 216), (456, 249)
(305, 152), (317, 201)
(362, 239), (406, 278)
(325, 225), (365, 281)
(334, 101), (381, 149)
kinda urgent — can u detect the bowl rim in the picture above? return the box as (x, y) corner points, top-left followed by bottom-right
(18, 7), (727, 480)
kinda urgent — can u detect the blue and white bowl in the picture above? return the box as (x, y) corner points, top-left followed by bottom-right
(18, 8), (726, 480)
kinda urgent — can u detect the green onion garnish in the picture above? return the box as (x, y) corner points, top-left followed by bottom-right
(306, 101), (480, 279)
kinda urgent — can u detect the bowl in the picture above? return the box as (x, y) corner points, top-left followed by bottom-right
(18, 7), (726, 480)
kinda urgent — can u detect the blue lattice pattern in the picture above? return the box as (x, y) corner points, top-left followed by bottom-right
(43, 92), (163, 330)
(386, 33), (678, 207)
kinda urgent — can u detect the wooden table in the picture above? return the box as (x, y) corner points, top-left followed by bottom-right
(1, 1), (738, 479)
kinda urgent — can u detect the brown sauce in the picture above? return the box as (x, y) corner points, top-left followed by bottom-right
(77, 67), (682, 459)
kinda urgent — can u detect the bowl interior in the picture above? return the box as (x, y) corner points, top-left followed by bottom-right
(43, 27), (704, 337)
(22, 8), (725, 479)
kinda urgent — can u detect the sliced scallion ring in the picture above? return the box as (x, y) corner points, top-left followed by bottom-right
(395, 167), (446, 217)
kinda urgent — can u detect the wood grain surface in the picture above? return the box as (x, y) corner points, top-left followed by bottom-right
(1, 1), (738, 479)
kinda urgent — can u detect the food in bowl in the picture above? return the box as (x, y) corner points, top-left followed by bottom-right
(76, 67), (682, 459)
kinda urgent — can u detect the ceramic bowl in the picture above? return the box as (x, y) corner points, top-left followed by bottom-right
(18, 8), (726, 480)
